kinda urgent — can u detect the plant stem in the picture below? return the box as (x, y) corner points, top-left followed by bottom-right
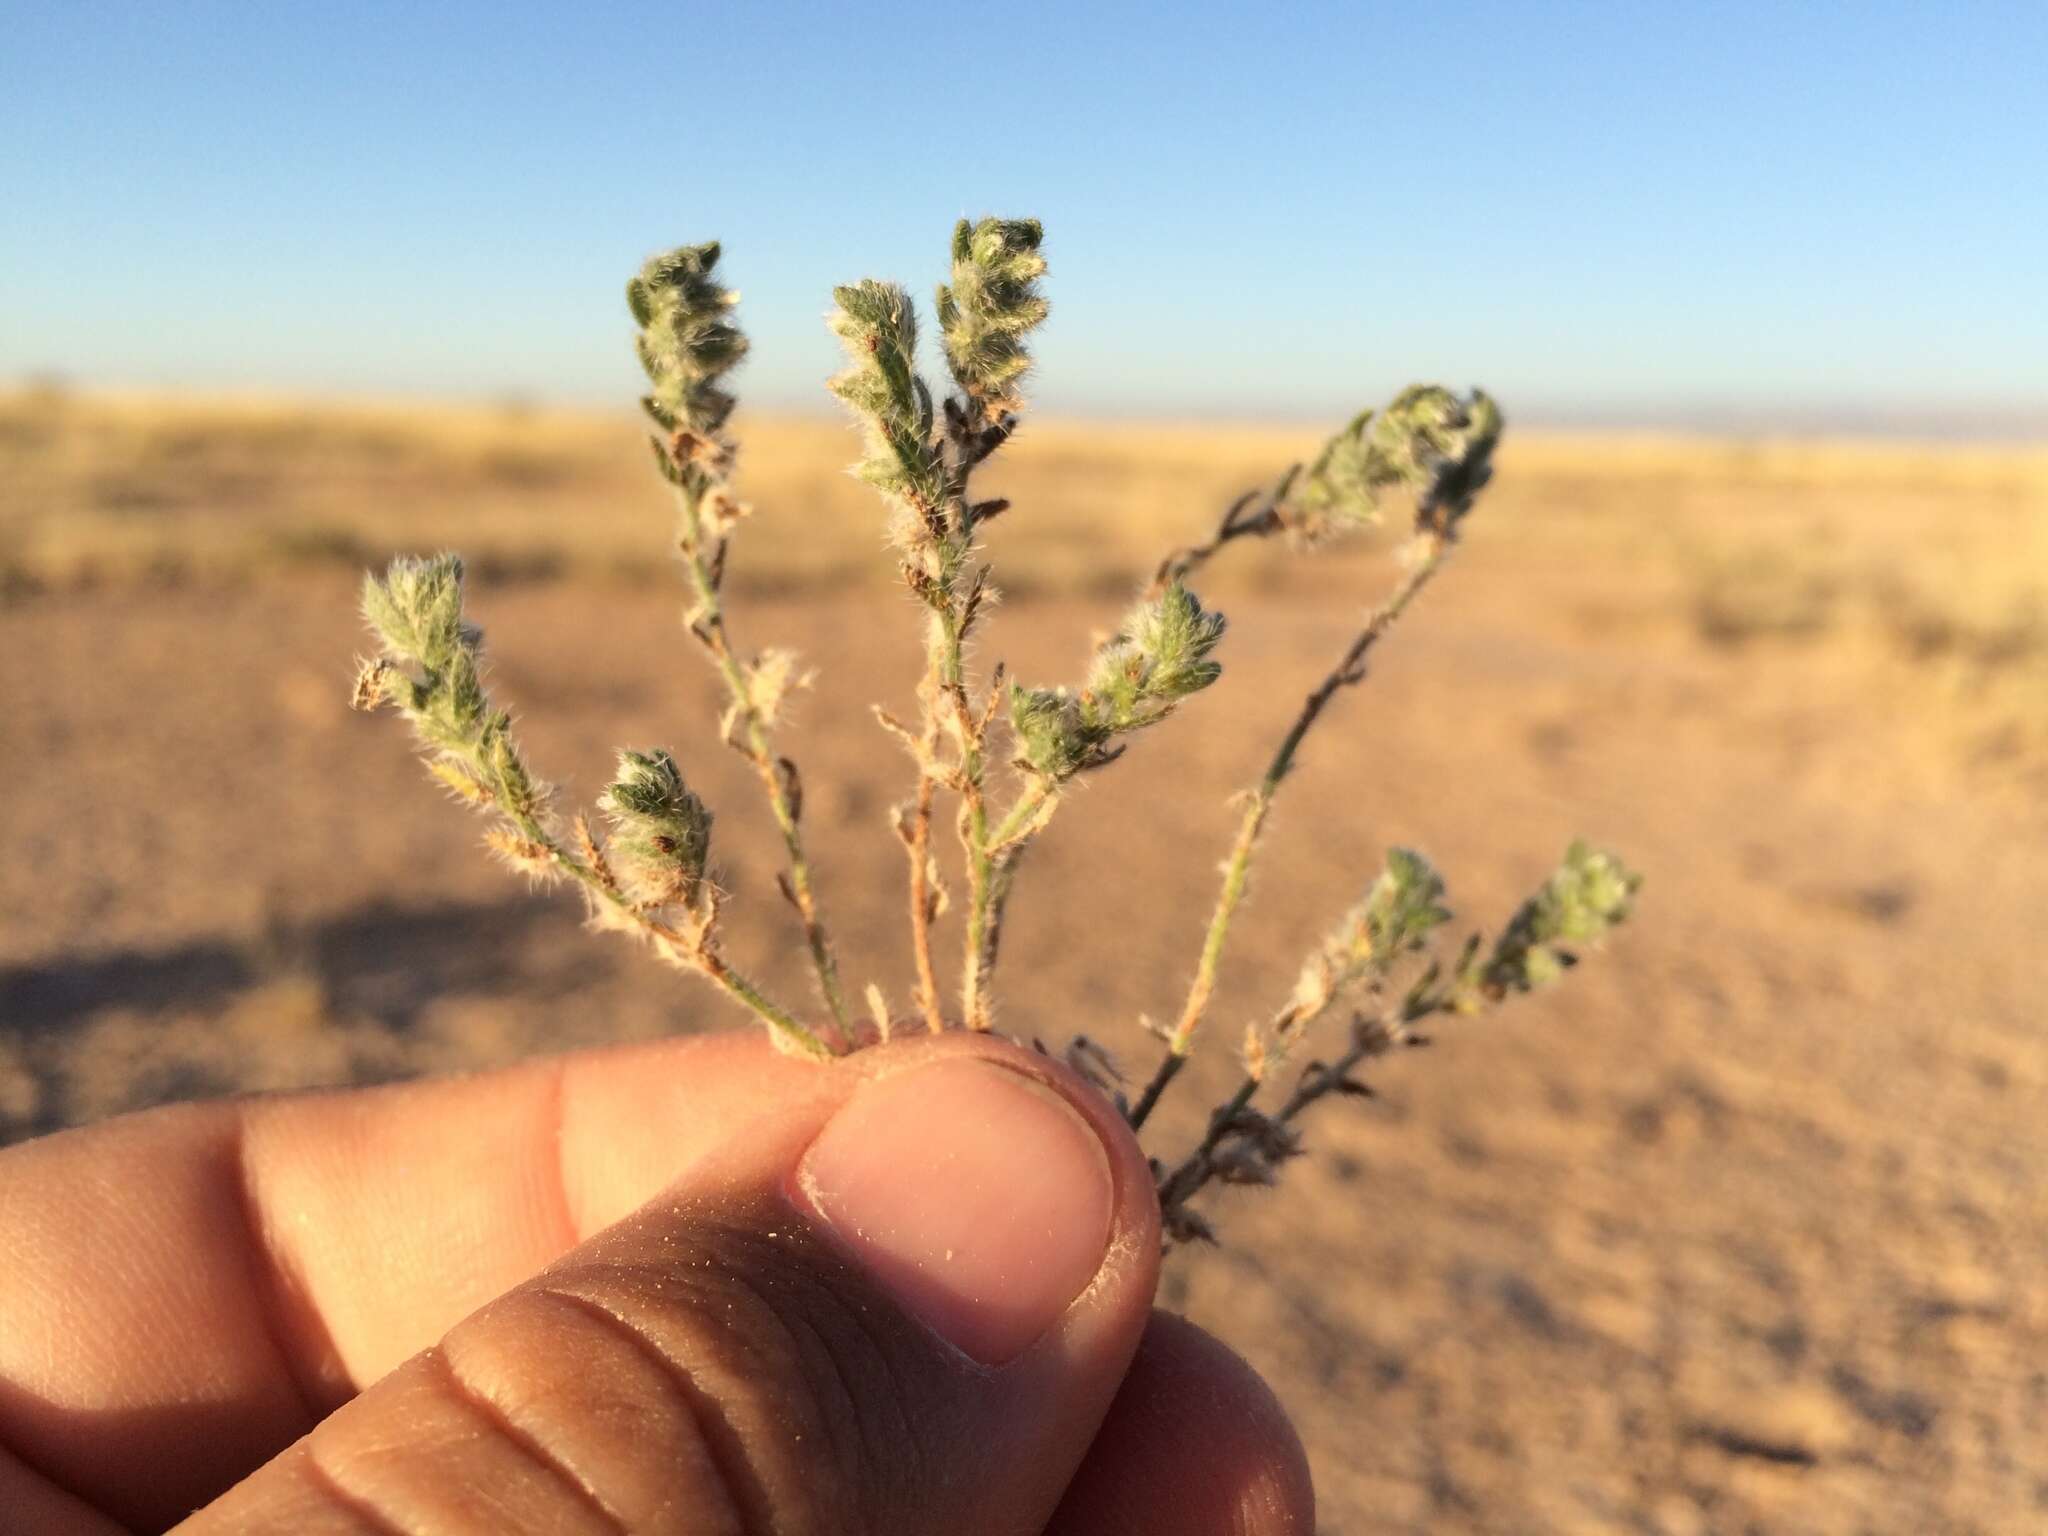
(906, 764), (945, 1032)
(674, 494), (848, 1033)
(690, 945), (830, 1058)
(961, 777), (1057, 1024)
(960, 782), (992, 1028)
(1148, 479), (1290, 598)
(502, 795), (832, 1060)
(1128, 532), (1452, 1129)
(934, 609), (1002, 1031)
(1155, 994), (1426, 1235)
(902, 399), (1010, 1032)
(987, 779), (1054, 853)
(903, 597), (975, 1032)
(1155, 1075), (1260, 1208)
(1275, 1032), (1377, 1124)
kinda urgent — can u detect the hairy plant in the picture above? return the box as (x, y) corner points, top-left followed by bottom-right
(352, 217), (1641, 1245)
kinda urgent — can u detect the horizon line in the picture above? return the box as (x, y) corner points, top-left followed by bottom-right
(7, 374), (2044, 449)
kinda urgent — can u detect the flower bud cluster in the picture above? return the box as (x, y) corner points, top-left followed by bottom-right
(1010, 583), (1226, 782)
(599, 748), (714, 910)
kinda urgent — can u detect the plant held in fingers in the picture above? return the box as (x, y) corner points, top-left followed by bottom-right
(352, 216), (1641, 1244)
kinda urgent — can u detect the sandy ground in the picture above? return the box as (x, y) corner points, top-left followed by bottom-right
(5, 556), (2043, 1532)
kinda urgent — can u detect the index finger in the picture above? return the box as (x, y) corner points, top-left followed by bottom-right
(0, 1026), (843, 1532)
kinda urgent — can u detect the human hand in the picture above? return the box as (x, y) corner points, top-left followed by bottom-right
(0, 1029), (1312, 1533)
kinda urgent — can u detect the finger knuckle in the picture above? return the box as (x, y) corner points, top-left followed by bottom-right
(517, 1214), (948, 1536)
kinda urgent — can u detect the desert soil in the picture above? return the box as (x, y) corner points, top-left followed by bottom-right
(4, 559), (2043, 1534)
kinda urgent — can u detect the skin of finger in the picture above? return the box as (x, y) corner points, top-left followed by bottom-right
(0, 1031), (825, 1529)
(179, 1036), (1163, 1536)
(1, 1438), (126, 1536)
(0, 1102), (344, 1529)
(244, 1029), (843, 1391)
(187, 1348), (623, 1536)
(1044, 1311), (1315, 1536)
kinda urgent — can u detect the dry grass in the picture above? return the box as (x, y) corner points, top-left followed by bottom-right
(4, 389), (2046, 1532)
(8, 386), (2044, 787)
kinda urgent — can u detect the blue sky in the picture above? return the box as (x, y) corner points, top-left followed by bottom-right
(4, 1), (2044, 431)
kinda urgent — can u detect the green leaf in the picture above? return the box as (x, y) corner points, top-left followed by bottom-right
(827, 279), (943, 515)
(1015, 583), (1227, 783)
(1362, 847), (1452, 957)
(1482, 841), (1641, 996)
(631, 241), (747, 437)
(1083, 582), (1228, 733)
(940, 215), (1050, 420)
(1286, 386), (1505, 543)
(1009, 685), (1106, 781)
(361, 554), (469, 671)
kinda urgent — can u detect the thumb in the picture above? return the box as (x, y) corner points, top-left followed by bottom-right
(180, 1034), (1162, 1536)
